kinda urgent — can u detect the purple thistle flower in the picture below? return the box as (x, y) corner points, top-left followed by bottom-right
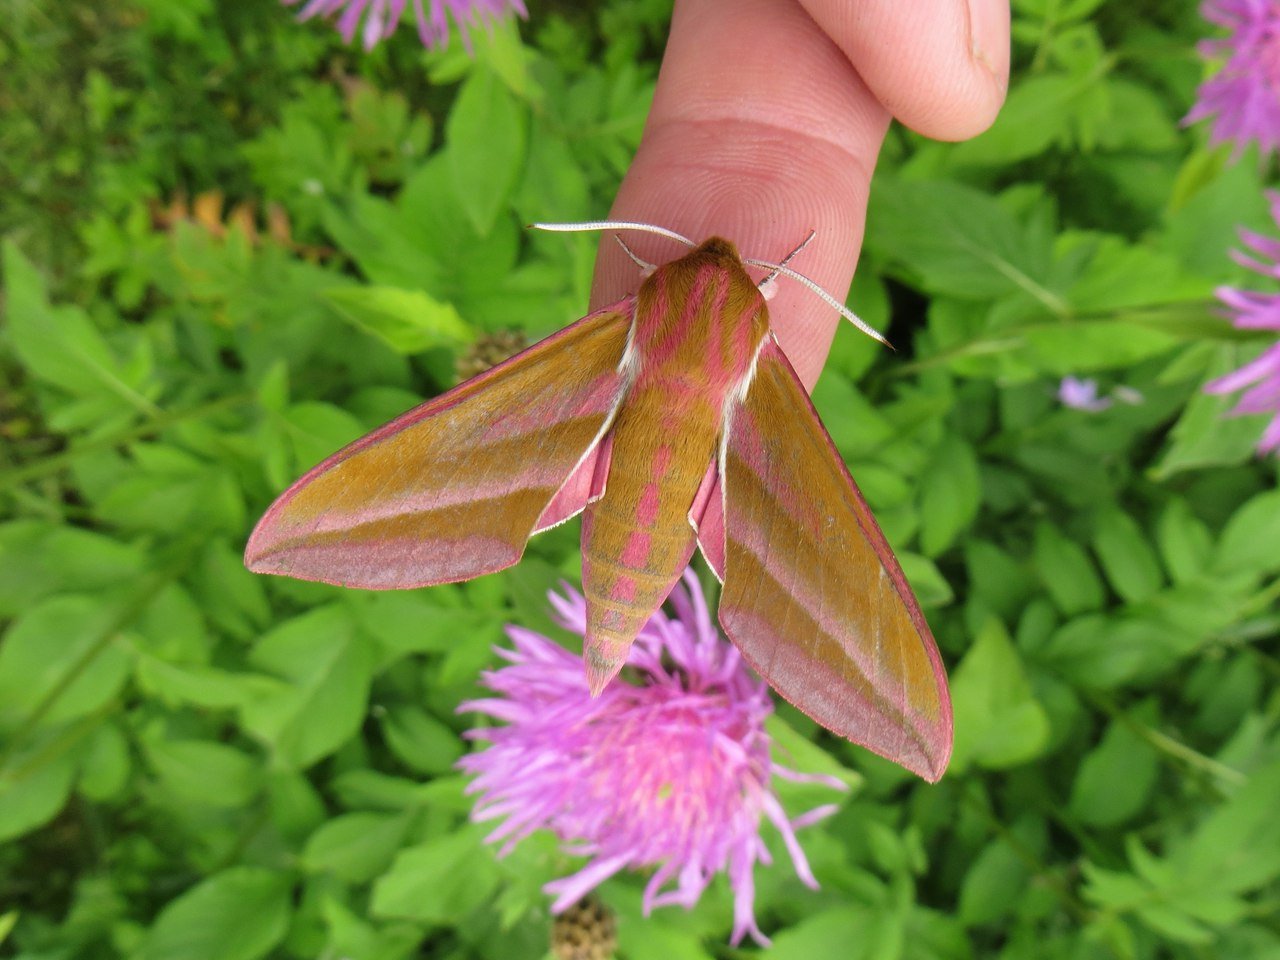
(286, 0), (527, 52)
(457, 571), (846, 947)
(1185, 0), (1280, 156)
(1205, 192), (1280, 453)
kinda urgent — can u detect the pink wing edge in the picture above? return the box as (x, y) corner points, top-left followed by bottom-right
(534, 430), (615, 532)
(695, 336), (953, 781)
(690, 462), (725, 580)
(245, 299), (634, 579)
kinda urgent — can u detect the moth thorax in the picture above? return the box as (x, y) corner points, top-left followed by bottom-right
(693, 236), (741, 260)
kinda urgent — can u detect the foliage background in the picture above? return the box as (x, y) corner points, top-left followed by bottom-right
(2, 1), (1279, 958)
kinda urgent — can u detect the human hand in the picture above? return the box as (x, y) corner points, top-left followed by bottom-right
(590, 0), (1010, 389)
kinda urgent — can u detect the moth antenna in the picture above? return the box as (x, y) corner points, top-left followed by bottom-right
(743, 256), (890, 347)
(758, 230), (817, 296)
(613, 234), (656, 276)
(530, 220), (697, 247)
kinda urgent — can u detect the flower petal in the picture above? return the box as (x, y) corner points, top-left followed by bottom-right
(544, 853), (633, 913)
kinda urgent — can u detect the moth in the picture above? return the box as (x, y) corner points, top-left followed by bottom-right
(245, 222), (953, 781)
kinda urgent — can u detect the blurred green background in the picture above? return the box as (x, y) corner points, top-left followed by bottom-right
(2, 1), (1279, 958)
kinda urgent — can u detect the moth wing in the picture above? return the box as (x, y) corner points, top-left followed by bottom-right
(691, 465), (725, 580)
(245, 303), (633, 588)
(716, 337), (952, 781)
(535, 431), (614, 533)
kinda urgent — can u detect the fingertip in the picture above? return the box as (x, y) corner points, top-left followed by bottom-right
(800, 0), (1010, 142)
(962, 0), (1012, 134)
(585, 0), (894, 390)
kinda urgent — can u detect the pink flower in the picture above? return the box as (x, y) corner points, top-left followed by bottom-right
(1205, 192), (1280, 453)
(286, 0), (526, 52)
(1185, 0), (1280, 156)
(457, 571), (845, 946)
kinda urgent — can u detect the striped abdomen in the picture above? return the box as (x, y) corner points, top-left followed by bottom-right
(580, 238), (769, 690)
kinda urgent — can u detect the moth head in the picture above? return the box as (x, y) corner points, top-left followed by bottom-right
(530, 219), (887, 346)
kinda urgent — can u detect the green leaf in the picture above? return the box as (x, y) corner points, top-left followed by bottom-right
(1176, 760), (1280, 896)
(813, 376), (895, 456)
(331, 769), (464, 813)
(324, 285), (471, 354)
(138, 867), (291, 960)
(134, 583), (208, 661)
(266, 770), (328, 843)
(356, 590), (491, 658)
(380, 707), (463, 776)
(1156, 499), (1213, 584)
(767, 907), (883, 960)
(0, 595), (132, 731)
(2, 240), (153, 412)
(322, 154), (527, 320)
(897, 552), (955, 607)
(1148, 581), (1245, 644)
(949, 619), (1051, 772)
(863, 819), (914, 875)
(0, 744), (78, 843)
(0, 522), (146, 617)
(1066, 236), (1202, 313)
(948, 73), (1084, 166)
(319, 893), (426, 960)
(240, 104), (353, 228)
(965, 539), (1037, 621)
(475, 17), (535, 101)
(1092, 508), (1163, 604)
(240, 605), (373, 768)
(1014, 442), (1113, 509)
(135, 656), (282, 710)
(1033, 522), (1105, 615)
(95, 446), (245, 536)
(1151, 346), (1269, 477)
(516, 127), (591, 222)
(867, 179), (1054, 303)
(959, 840), (1028, 928)
(1022, 319), (1179, 373)
(1041, 614), (1198, 688)
(918, 435), (981, 556)
(613, 891), (716, 960)
(1136, 898), (1219, 944)
(0, 910), (16, 946)
(302, 811), (414, 883)
(190, 538), (272, 640)
(1213, 489), (1280, 576)
(1164, 154), (1270, 277)
(1097, 78), (1176, 152)
(79, 721), (131, 801)
(1068, 708), (1159, 827)
(766, 713), (861, 790)
(446, 67), (527, 235)
(145, 738), (261, 809)
(371, 826), (500, 924)
(1082, 763), (1280, 943)
(281, 402), (365, 473)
